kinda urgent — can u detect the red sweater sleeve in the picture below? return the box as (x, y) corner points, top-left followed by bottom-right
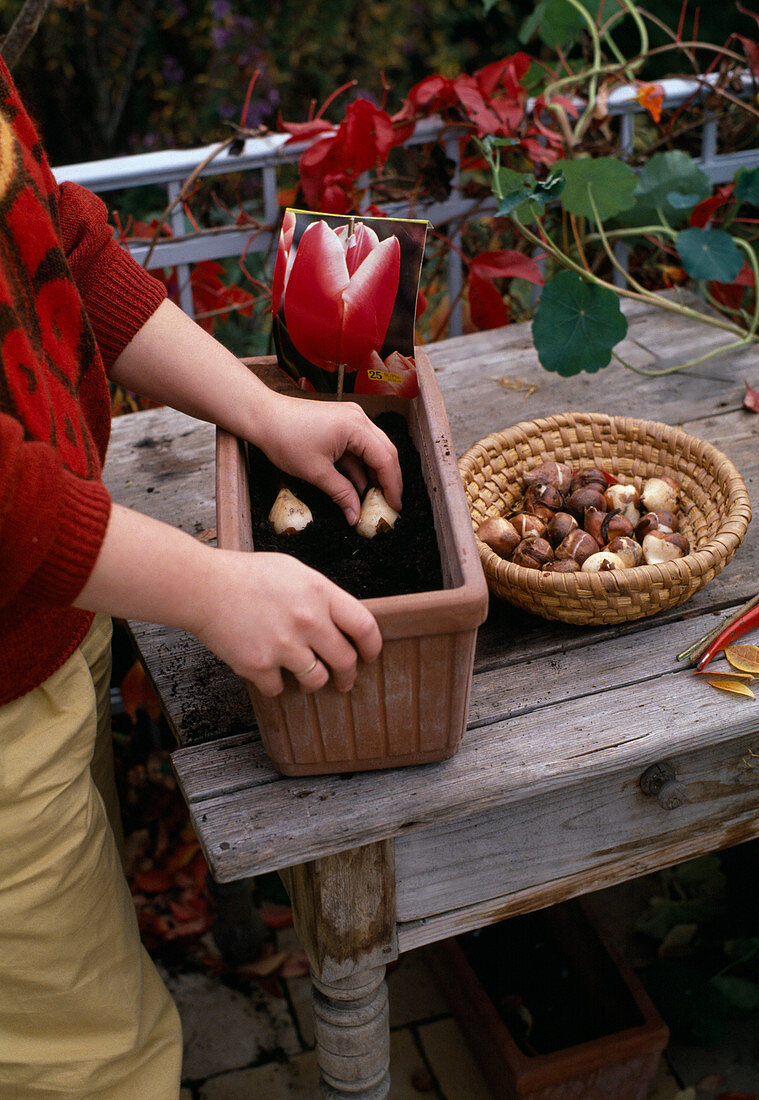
(56, 181), (168, 369)
(0, 414), (111, 609)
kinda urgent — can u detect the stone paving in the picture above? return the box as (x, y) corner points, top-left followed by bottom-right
(170, 879), (759, 1100)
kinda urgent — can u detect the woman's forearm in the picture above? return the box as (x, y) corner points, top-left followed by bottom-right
(108, 297), (279, 441)
(73, 503), (213, 633)
(74, 503), (382, 697)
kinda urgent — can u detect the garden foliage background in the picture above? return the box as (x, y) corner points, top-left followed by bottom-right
(4, 1), (754, 164)
(3, 0), (759, 371)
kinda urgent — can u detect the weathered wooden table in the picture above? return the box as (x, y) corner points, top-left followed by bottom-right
(105, 300), (759, 1098)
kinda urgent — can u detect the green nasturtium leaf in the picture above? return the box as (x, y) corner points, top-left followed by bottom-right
(667, 191), (705, 210)
(675, 227), (744, 283)
(629, 151), (711, 225)
(552, 157), (637, 221)
(496, 169), (564, 219)
(530, 0), (602, 48)
(735, 166), (759, 205)
(532, 270), (627, 375)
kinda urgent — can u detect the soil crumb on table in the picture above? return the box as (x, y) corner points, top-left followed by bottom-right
(248, 412), (444, 599)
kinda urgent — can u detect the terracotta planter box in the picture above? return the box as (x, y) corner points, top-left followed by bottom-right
(424, 901), (669, 1100)
(215, 349), (488, 776)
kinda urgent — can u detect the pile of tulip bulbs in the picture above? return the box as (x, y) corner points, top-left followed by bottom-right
(476, 460), (689, 574)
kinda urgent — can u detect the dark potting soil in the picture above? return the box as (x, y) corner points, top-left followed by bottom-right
(247, 412), (444, 599)
(458, 903), (644, 1057)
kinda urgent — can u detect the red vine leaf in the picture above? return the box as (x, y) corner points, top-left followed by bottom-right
(468, 272), (510, 331)
(470, 249), (545, 285)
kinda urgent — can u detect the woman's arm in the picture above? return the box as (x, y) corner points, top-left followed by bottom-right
(109, 298), (402, 524)
(74, 503), (382, 696)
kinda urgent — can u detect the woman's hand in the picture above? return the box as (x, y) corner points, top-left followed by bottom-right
(109, 300), (403, 527)
(75, 506), (382, 697)
(255, 393), (403, 527)
(189, 549), (382, 696)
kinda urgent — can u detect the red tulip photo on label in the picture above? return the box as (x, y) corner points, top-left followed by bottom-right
(272, 208), (427, 399)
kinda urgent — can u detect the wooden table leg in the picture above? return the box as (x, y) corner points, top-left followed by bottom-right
(312, 964), (390, 1098)
(283, 839), (398, 1098)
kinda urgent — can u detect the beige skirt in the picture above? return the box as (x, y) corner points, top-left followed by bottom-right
(0, 615), (182, 1098)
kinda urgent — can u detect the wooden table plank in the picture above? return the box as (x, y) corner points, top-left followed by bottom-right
(173, 609), (759, 881)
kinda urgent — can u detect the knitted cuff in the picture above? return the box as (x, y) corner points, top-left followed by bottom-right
(82, 237), (168, 369)
(30, 473), (112, 607)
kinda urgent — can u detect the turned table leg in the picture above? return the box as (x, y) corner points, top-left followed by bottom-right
(283, 840), (398, 1099)
(312, 964), (390, 1098)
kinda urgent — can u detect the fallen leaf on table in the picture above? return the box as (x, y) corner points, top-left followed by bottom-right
(744, 380), (759, 413)
(725, 644), (759, 673)
(134, 868), (174, 893)
(694, 669), (754, 681)
(704, 677), (756, 699)
(120, 660), (162, 721)
(490, 377), (537, 397)
(658, 921), (698, 956)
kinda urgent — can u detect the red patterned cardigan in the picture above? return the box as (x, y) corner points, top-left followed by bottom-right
(0, 57), (167, 705)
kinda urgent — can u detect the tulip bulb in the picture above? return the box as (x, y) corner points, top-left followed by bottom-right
(509, 513), (547, 540)
(523, 482), (565, 522)
(605, 536), (644, 568)
(511, 536), (553, 569)
(570, 467), (608, 494)
(523, 461), (573, 494)
(582, 550), (626, 572)
(269, 487), (313, 535)
(546, 511), (578, 548)
(566, 487), (607, 521)
(640, 476), (680, 514)
(542, 558), (581, 573)
(555, 529), (599, 566)
(477, 516), (521, 559)
(604, 483), (640, 526)
(642, 531), (689, 565)
(356, 487), (399, 538)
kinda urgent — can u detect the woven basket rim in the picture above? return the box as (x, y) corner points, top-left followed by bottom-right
(459, 410), (751, 603)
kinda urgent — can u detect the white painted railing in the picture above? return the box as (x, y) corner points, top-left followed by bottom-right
(52, 72), (759, 336)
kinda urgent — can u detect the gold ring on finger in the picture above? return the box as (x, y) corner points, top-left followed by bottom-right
(293, 658), (318, 678)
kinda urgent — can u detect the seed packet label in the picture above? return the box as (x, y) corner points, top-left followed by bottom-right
(272, 208), (428, 399)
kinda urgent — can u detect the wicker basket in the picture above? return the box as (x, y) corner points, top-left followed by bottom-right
(459, 412), (752, 626)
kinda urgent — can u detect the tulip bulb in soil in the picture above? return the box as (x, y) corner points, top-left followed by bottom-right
(269, 487), (313, 535)
(356, 487), (400, 538)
